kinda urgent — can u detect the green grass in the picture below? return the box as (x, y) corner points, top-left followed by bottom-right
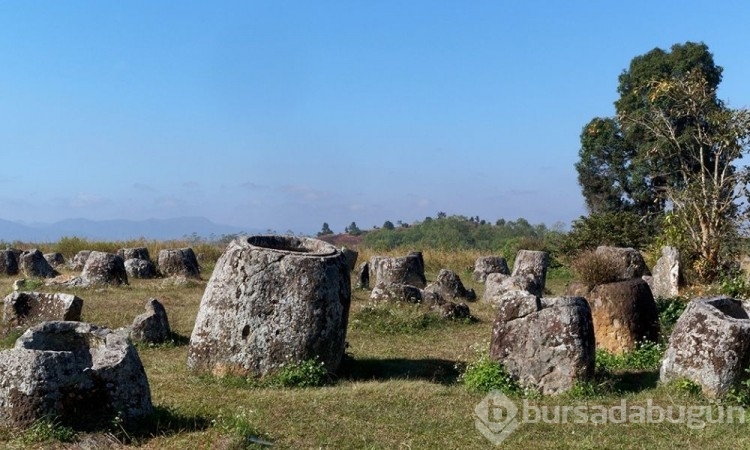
(1, 248), (750, 448)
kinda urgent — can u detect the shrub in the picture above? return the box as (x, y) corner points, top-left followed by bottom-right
(20, 417), (77, 444)
(596, 341), (665, 373)
(270, 358), (329, 388)
(570, 249), (624, 288)
(459, 343), (521, 394)
(655, 296), (688, 339)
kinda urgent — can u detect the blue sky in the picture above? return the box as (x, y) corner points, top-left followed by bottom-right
(2, 2), (749, 234)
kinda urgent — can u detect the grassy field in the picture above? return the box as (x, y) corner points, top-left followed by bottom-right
(0, 246), (749, 449)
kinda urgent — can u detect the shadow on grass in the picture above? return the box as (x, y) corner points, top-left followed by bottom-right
(602, 370), (660, 394)
(114, 405), (212, 443)
(338, 357), (460, 385)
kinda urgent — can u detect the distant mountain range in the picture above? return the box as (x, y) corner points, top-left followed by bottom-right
(0, 217), (259, 242)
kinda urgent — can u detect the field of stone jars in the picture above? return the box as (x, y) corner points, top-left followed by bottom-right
(0, 238), (750, 449)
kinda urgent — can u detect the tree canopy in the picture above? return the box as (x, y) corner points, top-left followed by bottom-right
(575, 41), (750, 279)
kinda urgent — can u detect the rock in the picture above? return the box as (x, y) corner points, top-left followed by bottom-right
(370, 253), (426, 288)
(125, 258), (159, 279)
(594, 246), (650, 279)
(587, 278), (660, 353)
(70, 250), (91, 271)
(18, 249), (59, 279)
(356, 261), (370, 289)
(188, 236), (351, 377)
(660, 297), (750, 398)
(483, 273), (542, 302)
(490, 295), (596, 395)
(43, 252), (65, 267)
(651, 246), (681, 298)
(3, 292), (83, 326)
(340, 247), (358, 272)
(81, 251), (128, 286)
(0, 250), (19, 276)
(118, 247), (151, 261)
(158, 248), (200, 279)
(370, 282), (423, 303)
(511, 250), (550, 294)
(435, 301), (472, 320)
(424, 269), (476, 301)
(0, 321), (152, 429)
(473, 256), (510, 282)
(131, 299), (171, 344)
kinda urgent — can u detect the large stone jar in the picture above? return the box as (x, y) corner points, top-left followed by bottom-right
(188, 235), (351, 377)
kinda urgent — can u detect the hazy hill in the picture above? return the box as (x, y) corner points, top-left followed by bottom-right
(0, 217), (255, 242)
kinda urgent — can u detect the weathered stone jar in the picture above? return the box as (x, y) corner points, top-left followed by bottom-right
(188, 235), (351, 377)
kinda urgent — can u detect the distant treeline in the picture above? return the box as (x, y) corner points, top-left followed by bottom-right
(360, 215), (564, 255)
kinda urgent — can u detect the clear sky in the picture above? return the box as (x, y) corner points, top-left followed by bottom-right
(2, 1), (749, 235)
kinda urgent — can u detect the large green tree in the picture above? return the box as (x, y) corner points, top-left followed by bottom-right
(577, 42), (723, 217)
(576, 42), (750, 278)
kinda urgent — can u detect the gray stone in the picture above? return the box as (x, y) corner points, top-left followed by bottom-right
(483, 272), (542, 302)
(43, 252), (65, 267)
(490, 296), (596, 395)
(369, 282), (423, 303)
(511, 250), (550, 294)
(70, 250), (91, 271)
(587, 278), (660, 353)
(125, 258), (159, 279)
(651, 246), (680, 298)
(424, 269), (476, 301)
(370, 253), (427, 288)
(188, 236), (351, 377)
(340, 247), (358, 272)
(435, 301), (472, 320)
(595, 246), (650, 279)
(19, 249), (59, 279)
(660, 297), (750, 398)
(473, 256), (510, 282)
(118, 247), (151, 262)
(356, 261), (370, 289)
(0, 321), (152, 429)
(158, 248), (200, 279)
(81, 251), (128, 286)
(0, 250), (19, 276)
(3, 292), (83, 327)
(131, 299), (171, 344)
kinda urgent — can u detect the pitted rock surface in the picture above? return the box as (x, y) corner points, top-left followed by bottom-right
(188, 236), (351, 377)
(0, 321), (152, 429)
(473, 256), (510, 282)
(19, 249), (59, 279)
(660, 297), (750, 398)
(2, 292), (83, 326)
(70, 250), (91, 271)
(131, 299), (171, 344)
(490, 295), (595, 394)
(587, 278), (660, 353)
(81, 251), (128, 286)
(511, 250), (550, 294)
(595, 246), (650, 279)
(370, 253), (427, 288)
(158, 248), (200, 279)
(125, 258), (159, 279)
(483, 272), (543, 302)
(118, 247), (151, 261)
(424, 269), (476, 301)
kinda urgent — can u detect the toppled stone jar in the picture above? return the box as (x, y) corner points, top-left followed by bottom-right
(187, 235), (351, 377)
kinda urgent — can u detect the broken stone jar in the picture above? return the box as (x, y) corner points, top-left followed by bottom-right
(187, 235), (351, 377)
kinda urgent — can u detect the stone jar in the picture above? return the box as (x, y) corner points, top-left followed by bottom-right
(187, 235), (351, 377)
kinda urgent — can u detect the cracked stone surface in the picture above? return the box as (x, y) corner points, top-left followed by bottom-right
(0, 321), (152, 429)
(424, 269), (476, 301)
(81, 251), (128, 286)
(19, 249), (59, 279)
(369, 253), (426, 289)
(158, 248), (200, 279)
(188, 236), (351, 377)
(660, 297), (750, 398)
(510, 250), (549, 294)
(473, 256), (509, 282)
(2, 291), (83, 327)
(595, 246), (651, 279)
(490, 294), (595, 395)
